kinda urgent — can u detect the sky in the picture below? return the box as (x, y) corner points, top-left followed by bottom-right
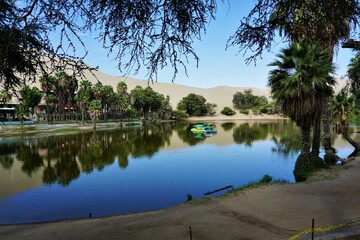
(74, 1), (356, 89)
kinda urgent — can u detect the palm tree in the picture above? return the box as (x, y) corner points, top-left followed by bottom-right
(66, 74), (78, 117)
(54, 72), (69, 120)
(76, 80), (93, 125)
(248, 0), (358, 150)
(347, 53), (360, 102)
(117, 81), (128, 96)
(39, 74), (56, 122)
(88, 100), (102, 129)
(15, 103), (27, 131)
(0, 90), (11, 107)
(268, 42), (335, 157)
(111, 93), (128, 121)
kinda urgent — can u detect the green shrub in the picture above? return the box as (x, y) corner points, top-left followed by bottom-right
(221, 107), (236, 116)
(239, 109), (249, 115)
(259, 174), (272, 183)
(324, 152), (340, 165)
(172, 110), (189, 120)
(293, 154), (326, 182)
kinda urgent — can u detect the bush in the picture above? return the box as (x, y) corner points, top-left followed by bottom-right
(172, 110), (189, 120)
(239, 109), (249, 115)
(259, 174), (273, 183)
(324, 148), (341, 165)
(177, 93), (208, 116)
(221, 107), (236, 116)
(293, 154), (326, 182)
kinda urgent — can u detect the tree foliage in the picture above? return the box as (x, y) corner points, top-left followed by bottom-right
(130, 86), (164, 119)
(19, 86), (42, 115)
(347, 53), (360, 103)
(1, 0), (218, 90)
(227, 0), (360, 63)
(268, 42), (335, 155)
(221, 106), (236, 116)
(232, 89), (268, 109)
(177, 93), (208, 116)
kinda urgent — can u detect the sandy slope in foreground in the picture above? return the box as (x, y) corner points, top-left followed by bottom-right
(2, 158), (360, 240)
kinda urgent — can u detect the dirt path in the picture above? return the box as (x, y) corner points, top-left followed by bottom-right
(2, 159), (360, 239)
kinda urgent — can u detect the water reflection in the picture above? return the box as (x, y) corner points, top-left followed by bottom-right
(0, 124), (178, 187)
(0, 120), (335, 223)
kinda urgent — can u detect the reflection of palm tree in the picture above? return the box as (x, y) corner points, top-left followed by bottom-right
(16, 143), (44, 177)
(118, 155), (129, 169)
(0, 155), (14, 169)
(55, 156), (80, 186)
(42, 160), (57, 185)
(268, 42), (335, 157)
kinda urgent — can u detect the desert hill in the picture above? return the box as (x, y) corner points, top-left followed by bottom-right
(29, 67), (348, 114)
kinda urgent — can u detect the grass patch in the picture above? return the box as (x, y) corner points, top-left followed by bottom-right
(223, 175), (289, 197)
(184, 175), (288, 205)
(305, 166), (341, 183)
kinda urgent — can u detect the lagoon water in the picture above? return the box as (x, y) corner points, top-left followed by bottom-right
(0, 120), (356, 224)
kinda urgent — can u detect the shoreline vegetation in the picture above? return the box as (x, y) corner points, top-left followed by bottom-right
(0, 114), (284, 137)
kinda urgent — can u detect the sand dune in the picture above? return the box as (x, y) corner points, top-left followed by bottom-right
(72, 69), (349, 113)
(29, 66), (348, 116)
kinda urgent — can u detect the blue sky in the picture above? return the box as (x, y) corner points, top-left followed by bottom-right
(76, 1), (356, 88)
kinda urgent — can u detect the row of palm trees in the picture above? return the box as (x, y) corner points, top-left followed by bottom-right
(38, 72), (174, 128)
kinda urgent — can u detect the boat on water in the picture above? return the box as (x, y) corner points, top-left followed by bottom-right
(190, 123), (217, 134)
(203, 127), (217, 134)
(192, 123), (213, 128)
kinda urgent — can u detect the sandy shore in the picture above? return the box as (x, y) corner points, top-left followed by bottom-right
(1, 157), (360, 239)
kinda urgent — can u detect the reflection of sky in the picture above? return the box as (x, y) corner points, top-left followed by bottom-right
(0, 140), (297, 224)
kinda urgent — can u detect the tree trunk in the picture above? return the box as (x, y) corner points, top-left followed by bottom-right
(81, 104), (85, 125)
(343, 132), (360, 150)
(312, 113), (321, 156)
(322, 98), (332, 150)
(93, 115), (97, 129)
(301, 126), (311, 157)
(45, 94), (50, 123)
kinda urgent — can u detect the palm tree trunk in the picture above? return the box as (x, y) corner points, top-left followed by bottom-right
(93, 115), (97, 129)
(343, 132), (360, 150)
(301, 126), (311, 157)
(81, 109), (85, 125)
(45, 94), (50, 123)
(322, 98), (332, 150)
(340, 120), (360, 151)
(312, 113), (321, 156)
